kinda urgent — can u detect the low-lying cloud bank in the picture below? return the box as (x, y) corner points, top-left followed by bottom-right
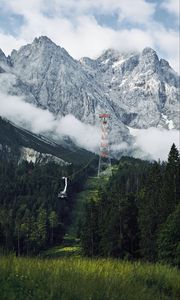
(0, 92), (179, 161)
(0, 92), (100, 152)
(129, 127), (179, 161)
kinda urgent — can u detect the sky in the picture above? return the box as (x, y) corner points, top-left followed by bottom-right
(0, 0), (179, 72)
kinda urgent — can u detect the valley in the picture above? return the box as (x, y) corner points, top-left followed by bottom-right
(0, 35), (179, 300)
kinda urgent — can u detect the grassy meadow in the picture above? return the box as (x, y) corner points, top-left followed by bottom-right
(0, 256), (179, 300)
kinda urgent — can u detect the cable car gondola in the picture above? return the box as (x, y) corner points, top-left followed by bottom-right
(58, 177), (68, 198)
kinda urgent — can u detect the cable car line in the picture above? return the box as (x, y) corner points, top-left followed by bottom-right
(57, 156), (96, 198)
(29, 156), (96, 198)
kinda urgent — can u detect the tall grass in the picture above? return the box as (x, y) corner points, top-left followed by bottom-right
(0, 256), (179, 300)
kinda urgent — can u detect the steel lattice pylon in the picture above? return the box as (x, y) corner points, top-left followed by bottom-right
(98, 113), (112, 177)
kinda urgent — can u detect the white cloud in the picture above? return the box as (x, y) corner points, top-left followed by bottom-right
(4, 0), (156, 24)
(116, 0), (156, 24)
(0, 0), (179, 72)
(80, 0), (156, 24)
(0, 9), (155, 59)
(129, 127), (180, 161)
(4, 0), (44, 16)
(111, 142), (130, 152)
(161, 0), (179, 17)
(0, 32), (25, 55)
(56, 114), (100, 151)
(0, 92), (56, 133)
(0, 92), (179, 161)
(0, 10), (155, 59)
(149, 23), (179, 72)
(0, 92), (100, 152)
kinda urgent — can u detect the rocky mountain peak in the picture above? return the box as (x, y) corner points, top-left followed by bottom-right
(99, 48), (119, 60)
(10, 36), (73, 71)
(142, 47), (158, 56)
(33, 36), (56, 46)
(10, 36), (56, 63)
(0, 37), (179, 156)
(140, 47), (159, 71)
(160, 58), (170, 69)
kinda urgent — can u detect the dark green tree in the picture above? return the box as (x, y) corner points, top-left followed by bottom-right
(158, 203), (180, 266)
(161, 143), (180, 222)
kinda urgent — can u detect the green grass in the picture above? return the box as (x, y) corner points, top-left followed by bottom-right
(0, 256), (179, 300)
(42, 235), (82, 258)
(42, 245), (81, 258)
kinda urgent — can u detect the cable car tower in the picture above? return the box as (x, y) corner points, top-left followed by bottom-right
(98, 113), (112, 177)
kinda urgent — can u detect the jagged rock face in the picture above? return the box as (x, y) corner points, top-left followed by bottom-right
(9, 37), (115, 122)
(82, 47), (179, 129)
(0, 49), (7, 64)
(0, 36), (179, 149)
(0, 37), (130, 146)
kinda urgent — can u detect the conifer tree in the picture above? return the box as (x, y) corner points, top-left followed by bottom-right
(161, 143), (180, 223)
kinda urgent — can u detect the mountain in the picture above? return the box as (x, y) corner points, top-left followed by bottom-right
(0, 36), (179, 152)
(81, 47), (179, 129)
(0, 117), (96, 165)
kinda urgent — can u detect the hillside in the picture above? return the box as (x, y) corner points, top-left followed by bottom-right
(0, 145), (179, 300)
(80, 147), (180, 265)
(0, 117), (96, 165)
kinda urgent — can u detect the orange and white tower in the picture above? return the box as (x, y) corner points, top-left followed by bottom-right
(98, 113), (112, 177)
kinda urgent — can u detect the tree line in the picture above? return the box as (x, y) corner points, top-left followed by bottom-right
(81, 144), (180, 266)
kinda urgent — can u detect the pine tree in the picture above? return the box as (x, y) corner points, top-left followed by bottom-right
(161, 143), (180, 223)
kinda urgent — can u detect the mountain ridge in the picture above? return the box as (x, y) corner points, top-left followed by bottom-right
(0, 36), (179, 155)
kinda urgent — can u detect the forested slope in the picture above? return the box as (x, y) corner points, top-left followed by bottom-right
(0, 157), (97, 255)
(81, 144), (180, 266)
(0, 117), (96, 164)
(0, 142), (179, 267)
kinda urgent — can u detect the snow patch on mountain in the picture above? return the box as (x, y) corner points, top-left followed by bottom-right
(112, 59), (125, 68)
(101, 58), (110, 65)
